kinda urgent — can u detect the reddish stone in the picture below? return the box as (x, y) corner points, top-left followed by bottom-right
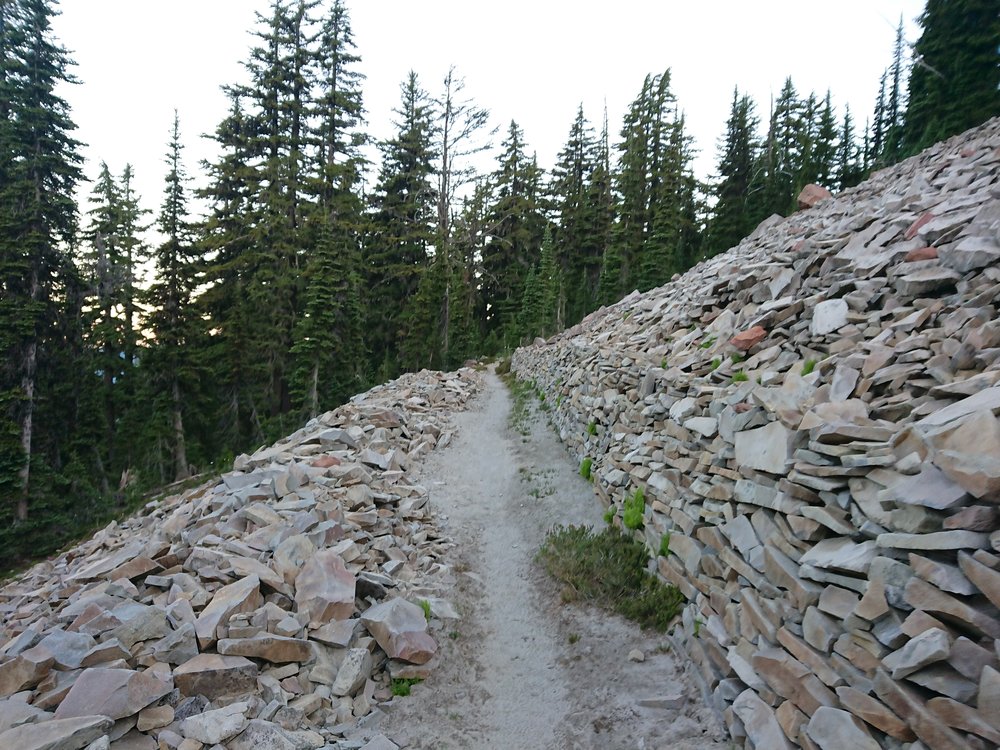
(731, 325), (767, 352)
(311, 455), (341, 469)
(797, 183), (832, 209)
(734, 403), (752, 413)
(960, 147), (977, 158)
(905, 246), (938, 262)
(905, 212), (935, 240)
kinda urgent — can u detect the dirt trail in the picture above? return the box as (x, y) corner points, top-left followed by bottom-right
(373, 370), (729, 749)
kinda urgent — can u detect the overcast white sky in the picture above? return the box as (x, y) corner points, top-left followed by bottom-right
(52, 0), (925, 230)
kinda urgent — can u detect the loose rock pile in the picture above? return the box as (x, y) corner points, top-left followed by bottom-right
(0, 368), (481, 750)
(513, 118), (1000, 749)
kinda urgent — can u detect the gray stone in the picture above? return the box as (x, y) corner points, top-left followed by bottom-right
(806, 706), (880, 750)
(811, 299), (849, 337)
(731, 689), (792, 750)
(54, 669), (171, 721)
(882, 628), (952, 679)
(0, 715), (113, 750)
(735, 421), (797, 474)
(180, 701), (249, 744)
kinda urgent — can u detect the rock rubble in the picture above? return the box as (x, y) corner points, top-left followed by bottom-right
(0, 368), (481, 750)
(513, 118), (1000, 749)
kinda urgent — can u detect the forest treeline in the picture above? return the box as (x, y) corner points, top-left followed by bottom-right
(1, 0), (997, 565)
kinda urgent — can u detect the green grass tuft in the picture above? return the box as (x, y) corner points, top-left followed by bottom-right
(658, 532), (671, 558)
(699, 335), (717, 349)
(579, 457), (593, 481)
(587, 419), (597, 436)
(537, 525), (685, 631)
(711, 357), (722, 371)
(418, 599), (432, 621)
(732, 370), (749, 382)
(391, 677), (423, 696)
(623, 487), (645, 530)
(603, 506), (615, 525)
(801, 359), (817, 376)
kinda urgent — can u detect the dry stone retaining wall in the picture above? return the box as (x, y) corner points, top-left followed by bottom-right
(513, 118), (1000, 750)
(0, 368), (481, 750)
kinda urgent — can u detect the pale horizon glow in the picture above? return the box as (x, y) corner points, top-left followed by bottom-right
(52, 1), (925, 240)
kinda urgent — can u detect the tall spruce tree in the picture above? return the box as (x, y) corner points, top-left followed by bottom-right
(0, 0), (83, 555)
(836, 105), (864, 189)
(481, 120), (545, 350)
(365, 71), (437, 377)
(904, 0), (1000, 154)
(550, 105), (606, 325)
(145, 113), (200, 482)
(706, 89), (759, 256)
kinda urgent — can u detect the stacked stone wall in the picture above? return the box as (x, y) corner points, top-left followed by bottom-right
(513, 119), (1000, 749)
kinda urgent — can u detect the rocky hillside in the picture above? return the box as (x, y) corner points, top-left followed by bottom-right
(0, 369), (480, 750)
(513, 118), (1000, 749)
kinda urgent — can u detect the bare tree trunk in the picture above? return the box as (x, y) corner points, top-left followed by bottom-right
(308, 362), (319, 419)
(17, 338), (36, 522)
(171, 378), (189, 482)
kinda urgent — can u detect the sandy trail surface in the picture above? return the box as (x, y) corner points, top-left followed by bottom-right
(374, 370), (729, 749)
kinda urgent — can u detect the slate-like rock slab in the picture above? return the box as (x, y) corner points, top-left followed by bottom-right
(361, 598), (437, 665)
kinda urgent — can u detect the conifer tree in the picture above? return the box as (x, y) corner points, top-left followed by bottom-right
(366, 71), (437, 377)
(904, 0), (1000, 154)
(145, 113), (199, 482)
(550, 105), (605, 325)
(836, 106), (864, 189)
(705, 89), (758, 256)
(481, 120), (545, 349)
(431, 67), (493, 366)
(0, 0), (83, 548)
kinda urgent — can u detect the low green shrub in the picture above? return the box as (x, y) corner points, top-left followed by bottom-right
(537, 525), (685, 631)
(579, 457), (593, 481)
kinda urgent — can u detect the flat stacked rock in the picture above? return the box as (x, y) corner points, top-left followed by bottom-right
(513, 117), (1000, 749)
(0, 368), (481, 750)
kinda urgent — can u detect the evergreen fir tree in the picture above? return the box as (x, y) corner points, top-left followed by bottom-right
(0, 0), (83, 555)
(431, 67), (493, 366)
(365, 71), (437, 377)
(481, 120), (545, 349)
(904, 0), (1000, 154)
(705, 89), (759, 256)
(145, 113), (200, 482)
(836, 106), (864, 189)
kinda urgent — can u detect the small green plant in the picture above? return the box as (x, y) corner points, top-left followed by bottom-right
(587, 420), (597, 435)
(603, 506), (615, 525)
(660, 357), (668, 368)
(418, 599), (432, 621)
(693, 618), (703, 638)
(623, 487), (645, 530)
(448, 630), (460, 640)
(802, 359), (817, 376)
(730, 353), (745, 363)
(556, 394), (563, 407)
(710, 357), (722, 371)
(699, 335), (717, 349)
(568, 632), (580, 644)
(391, 677), (423, 696)
(732, 370), (749, 382)
(496, 357), (512, 375)
(579, 457), (593, 481)
(756, 375), (763, 384)
(537, 525), (685, 631)
(658, 532), (671, 558)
